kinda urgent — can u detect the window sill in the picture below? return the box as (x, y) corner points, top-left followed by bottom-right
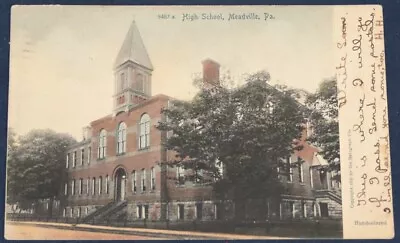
(116, 152), (126, 156)
(97, 158), (106, 161)
(138, 147), (150, 151)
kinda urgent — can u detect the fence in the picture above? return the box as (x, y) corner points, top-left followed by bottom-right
(6, 213), (343, 238)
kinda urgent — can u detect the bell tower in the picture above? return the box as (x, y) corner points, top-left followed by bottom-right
(113, 20), (153, 115)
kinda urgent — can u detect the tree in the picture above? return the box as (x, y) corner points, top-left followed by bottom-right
(157, 71), (306, 219)
(6, 128), (21, 212)
(6, 129), (76, 216)
(306, 78), (340, 178)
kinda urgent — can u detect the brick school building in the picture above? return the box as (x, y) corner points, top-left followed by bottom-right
(61, 21), (342, 223)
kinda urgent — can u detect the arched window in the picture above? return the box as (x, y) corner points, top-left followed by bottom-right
(117, 122), (127, 154)
(99, 176), (103, 195)
(98, 129), (107, 159)
(92, 177), (96, 195)
(132, 170), (137, 193)
(139, 114), (150, 149)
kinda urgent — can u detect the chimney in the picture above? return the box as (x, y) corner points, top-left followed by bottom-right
(82, 126), (92, 141)
(202, 59), (220, 88)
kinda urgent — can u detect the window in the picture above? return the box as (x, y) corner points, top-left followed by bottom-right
(196, 203), (203, 219)
(98, 129), (107, 159)
(78, 207), (81, 218)
(139, 114), (150, 149)
(287, 157), (293, 182)
(289, 201), (295, 218)
(310, 168), (314, 188)
(85, 207), (89, 215)
(132, 170), (137, 193)
(92, 177), (96, 195)
(99, 176), (103, 195)
(64, 183), (68, 195)
(144, 205), (149, 219)
(119, 72), (126, 91)
(144, 76), (149, 94)
(178, 204), (184, 220)
(86, 178), (90, 195)
(73, 151), (77, 168)
(176, 165), (185, 185)
(150, 167), (155, 190)
(105, 175), (109, 194)
(137, 205), (143, 219)
(79, 178), (83, 195)
(302, 202), (307, 218)
(71, 180), (75, 195)
(214, 204), (222, 220)
(299, 161), (304, 183)
(117, 122), (127, 154)
(71, 208), (74, 217)
(81, 149), (84, 165)
(141, 169), (146, 192)
(331, 171), (336, 188)
(66, 154), (69, 168)
(313, 203), (318, 217)
(87, 147), (91, 164)
(63, 208), (66, 217)
(136, 73), (144, 93)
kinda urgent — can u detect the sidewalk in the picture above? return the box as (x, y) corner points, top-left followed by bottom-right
(7, 221), (287, 240)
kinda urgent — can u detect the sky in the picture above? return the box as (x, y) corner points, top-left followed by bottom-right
(8, 5), (335, 140)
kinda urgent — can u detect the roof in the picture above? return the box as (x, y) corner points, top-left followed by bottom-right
(114, 20), (153, 70)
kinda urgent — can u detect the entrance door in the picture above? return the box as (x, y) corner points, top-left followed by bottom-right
(115, 168), (127, 201)
(319, 203), (329, 217)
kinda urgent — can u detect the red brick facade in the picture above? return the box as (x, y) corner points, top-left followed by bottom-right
(62, 21), (341, 221)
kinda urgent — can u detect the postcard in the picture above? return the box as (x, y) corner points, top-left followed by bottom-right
(5, 5), (393, 240)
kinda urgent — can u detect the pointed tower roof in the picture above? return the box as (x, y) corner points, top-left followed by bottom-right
(114, 20), (153, 70)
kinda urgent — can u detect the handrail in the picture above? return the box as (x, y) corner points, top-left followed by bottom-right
(95, 200), (127, 221)
(80, 201), (115, 223)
